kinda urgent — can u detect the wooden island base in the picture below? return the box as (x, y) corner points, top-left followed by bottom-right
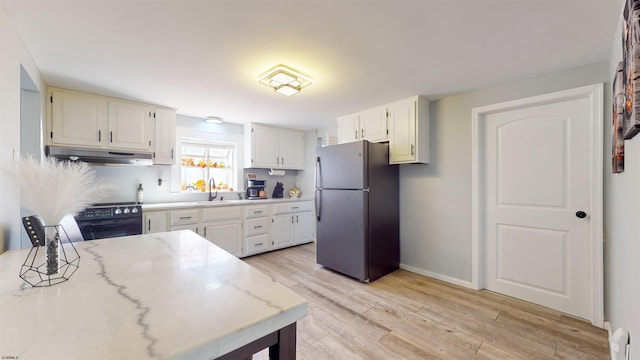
(217, 323), (296, 360)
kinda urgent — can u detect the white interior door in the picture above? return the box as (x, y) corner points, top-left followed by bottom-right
(472, 84), (603, 325)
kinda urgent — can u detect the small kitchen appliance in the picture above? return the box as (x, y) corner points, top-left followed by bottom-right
(246, 179), (267, 199)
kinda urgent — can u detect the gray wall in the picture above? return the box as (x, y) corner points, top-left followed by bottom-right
(0, 3), (45, 251)
(399, 62), (610, 284)
(605, 1), (640, 355)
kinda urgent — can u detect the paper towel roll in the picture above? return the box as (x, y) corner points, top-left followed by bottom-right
(269, 169), (285, 176)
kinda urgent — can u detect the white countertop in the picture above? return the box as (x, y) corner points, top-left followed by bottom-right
(0, 231), (307, 359)
(142, 197), (313, 211)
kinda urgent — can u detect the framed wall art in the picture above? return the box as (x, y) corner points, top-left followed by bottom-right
(623, 0), (640, 140)
(613, 61), (625, 173)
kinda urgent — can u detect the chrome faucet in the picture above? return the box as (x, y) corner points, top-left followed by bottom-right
(208, 178), (218, 201)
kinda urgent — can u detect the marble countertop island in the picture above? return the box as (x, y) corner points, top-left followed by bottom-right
(0, 230), (307, 359)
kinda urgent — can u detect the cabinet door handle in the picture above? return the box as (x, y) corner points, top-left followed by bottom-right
(147, 219), (151, 232)
(254, 211), (263, 214)
(110, 131), (113, 143)
(411, 144), (415, 156)
(354, 130), (358, 139)
(254, 225), (263, 229)
(195, 227), (198, 235)
(282, 157), (284, 165)
(98, 130), (102, 142)
(204, 228), (206, 236)
(171, 148), (174, 159)
(255, 242), (263, 247)
(292, 206), (299, 210)
(179, 216), (192, 220)
(296, 215), (299, 223)
(291, 216), (294, 224)
(361, 128), (365, 138)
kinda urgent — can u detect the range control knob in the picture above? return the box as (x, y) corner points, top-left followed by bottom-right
(124, 208), (131, 214)
(114, 208), (122, 215)
(131, 208), (139, 214)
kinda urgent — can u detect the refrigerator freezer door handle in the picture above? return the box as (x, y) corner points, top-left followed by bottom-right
(315, 156), (321, 189)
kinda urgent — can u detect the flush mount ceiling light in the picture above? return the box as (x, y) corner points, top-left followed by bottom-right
(258, 65), (312, 96)
(205, 116), (223, 124)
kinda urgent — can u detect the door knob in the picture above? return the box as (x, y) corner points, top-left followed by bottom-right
(575, 211), (587, 219)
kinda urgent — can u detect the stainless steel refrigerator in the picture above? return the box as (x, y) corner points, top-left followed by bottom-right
(315, 140), (399, 282)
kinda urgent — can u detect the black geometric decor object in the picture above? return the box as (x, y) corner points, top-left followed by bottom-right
(19, 223), (80, 287)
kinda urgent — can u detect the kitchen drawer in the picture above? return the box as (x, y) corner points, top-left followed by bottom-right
(169, 209), (200, 225)
(169, 223), (200, 235)
(245, 233), (270, 256)
(203, 205), (243, 222)
(244, 204), (270, 218)
(272, 201), (313, 215)
(245, 217), (269, 236)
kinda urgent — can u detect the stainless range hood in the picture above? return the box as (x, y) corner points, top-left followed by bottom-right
(46, 146), (153, 166)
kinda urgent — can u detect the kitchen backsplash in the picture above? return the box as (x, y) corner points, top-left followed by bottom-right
(90, 165), (302, 204)
(87, 114), (310, 204)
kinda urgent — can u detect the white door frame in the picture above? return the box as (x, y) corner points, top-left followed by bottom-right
(471, 84), (604, 327)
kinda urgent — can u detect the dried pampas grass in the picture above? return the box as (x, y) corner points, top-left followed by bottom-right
(11, 156), (114, 225)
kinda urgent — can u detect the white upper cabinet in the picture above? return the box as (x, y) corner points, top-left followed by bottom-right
(360, 105), (388, 142)
(107, 100), (153, 151)
(49, 89), (108, 147)
(249, 124), (280, 168)
(244, 123), (305, 170)
(279, 129), (305, 169)
(48, 87), (176, 156)
(153, 108), (177, 165)
(337, 106), (388, 144)
(388, 96), (429, 164)
(337, 95), (429, 164)
(337, 113), (360, 143)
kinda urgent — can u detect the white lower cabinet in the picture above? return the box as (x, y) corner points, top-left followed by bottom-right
(245, 233), (270, 256)
(143, 210), (167, 234)
(295, 211), (315, 244)
(169, 209), (199, 226)
(203, 220), (243, 257)
(168, 208), (200, 235)
(203, 206), (243, 257)
(243, 204), (271, 257)
(271, 201), (314, 249)
(272, 214), (295, 249)
(169, 223), (200, 235)
(144, 200), (314, 257)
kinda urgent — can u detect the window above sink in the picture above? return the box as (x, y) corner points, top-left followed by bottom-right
(179, 139), (237, 193)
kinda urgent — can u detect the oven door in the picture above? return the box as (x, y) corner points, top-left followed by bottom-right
(76, 218), (142, 240)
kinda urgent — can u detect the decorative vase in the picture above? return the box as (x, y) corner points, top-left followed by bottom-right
(20, 225), (80, 287)
(44, 225), (60, 275)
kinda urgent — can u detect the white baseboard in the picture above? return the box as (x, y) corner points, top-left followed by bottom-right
(399, 263), (474, 289)
(603, 321), (615, 360)
(605, 321), (612, 335)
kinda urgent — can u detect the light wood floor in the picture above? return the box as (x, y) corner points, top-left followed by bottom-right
(244, 242), (609, 360)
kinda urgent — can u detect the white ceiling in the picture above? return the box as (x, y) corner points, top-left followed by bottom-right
(2, 0), (623, 131)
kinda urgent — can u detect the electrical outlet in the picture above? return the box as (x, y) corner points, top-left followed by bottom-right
(156, 178), (166, 190)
